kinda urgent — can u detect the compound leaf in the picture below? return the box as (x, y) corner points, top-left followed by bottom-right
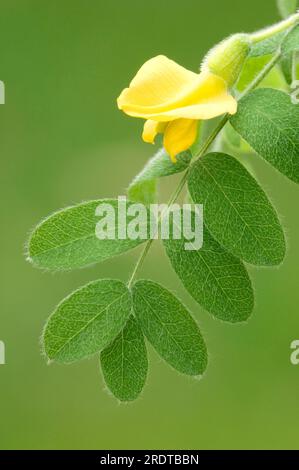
(230, 88), (299, 184)
(132, 280), (207, 376)
(188, 152), (286, 266)
(28, 199), (148, 271)
(163, 212), (254, 323)
(44, 279), (132, 363)
(101, 315), (148, 402)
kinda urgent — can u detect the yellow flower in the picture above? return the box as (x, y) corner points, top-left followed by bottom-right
(117, 55), (237, 162)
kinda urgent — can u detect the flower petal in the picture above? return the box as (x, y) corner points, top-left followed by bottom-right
(118, 55), (198, 112)
(118, 55), (237, 121)
(163, 119), (198, 162)
(142, 120), (167, 144)
(141, 94), (237, 121)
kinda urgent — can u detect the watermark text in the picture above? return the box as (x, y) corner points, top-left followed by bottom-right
(290, 340), (299, 365)
(95, 197), (203, 251)
(0, 340), (5, 365)
(0, 81), (5, 104)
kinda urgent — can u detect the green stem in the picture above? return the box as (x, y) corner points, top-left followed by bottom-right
(127, 168), (189, 289)
(250, 13), (299, 44)
(127, 44), (283, 289)
(127, 238), (154, 289)
(194, 115), (230, 159)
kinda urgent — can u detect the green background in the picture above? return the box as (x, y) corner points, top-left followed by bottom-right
(1, 0), (299, 450)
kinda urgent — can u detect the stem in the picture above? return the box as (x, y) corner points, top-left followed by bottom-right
(250, 13), (299, 44)
(127, 44), (283, 288)
(194, 115), (230, 159)
(127, 169), (189, 289)
(127, 238), (153, 289)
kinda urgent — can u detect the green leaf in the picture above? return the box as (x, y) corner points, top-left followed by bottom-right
(237, 56), (271, 91)
(237, 56), (288, 92)
(280, 52), (293, 84)
(132, 280), (207, 376)
(231, 88), (299, 184)
(250, 30), (287, 57)
(100, 315), (148, 402)
(238, 55), (287, 93)
(44, 279), (132, 363)
(163, 212), (254, 323)
(127, 149), (191, 204)
(277, 0), (297, 19)
(27, 199), (148, 271)
(257, 64), (288, 90)
(250, 20), (299, 58)
(188, 152), (286, 266)
(281, 24), (299, 54)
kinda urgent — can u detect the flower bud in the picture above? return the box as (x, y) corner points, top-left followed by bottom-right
(201, 34), (252, 87)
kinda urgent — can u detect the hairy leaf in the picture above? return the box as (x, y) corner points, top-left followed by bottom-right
(281, 24), (299, 54)
(231, 88), (299, 184)
(250, 14), (299, 57)
(188, 153), (286, 266)
(163, 212), (254, 323)
(250, 30), (287, 57)
(101, 315), (148, 402)
(237, 56), (271, 91)
(237, 56), (287, 93)
(44, 279), (132, 363)
(132, 280), (207, 375)
(128, 149), (191, 204)
(28, 199), (149, 270)
(280, 52), (293, 84)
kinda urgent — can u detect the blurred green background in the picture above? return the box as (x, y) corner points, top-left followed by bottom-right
(1, 0), (299, 450)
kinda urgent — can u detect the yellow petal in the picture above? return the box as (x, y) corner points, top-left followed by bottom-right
(142, 120), (167, 144)
(117, 55), (237, 121)
(163, 119), (198, 162)
(117, 55), (199, 113)
(142, 94), (237, 121)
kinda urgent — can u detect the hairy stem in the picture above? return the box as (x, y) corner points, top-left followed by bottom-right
(250, 13), (299, 43)
(127, 45), (283, 289)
